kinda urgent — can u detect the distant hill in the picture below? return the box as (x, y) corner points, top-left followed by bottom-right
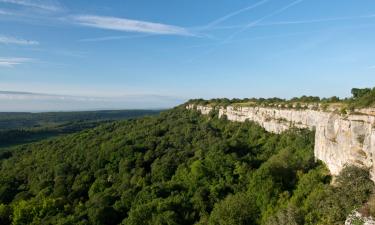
(0, 109), (162, 147)
(0, 91), (37, 95)
(0, 110), (162, 130)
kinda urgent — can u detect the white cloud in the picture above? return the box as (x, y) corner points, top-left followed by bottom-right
(71, 15), (193, 36)
(0, 0), (61, 11)
(0, 57), (33, 67)
(79, 34), (153, 42)
(0, 35), (39, 45)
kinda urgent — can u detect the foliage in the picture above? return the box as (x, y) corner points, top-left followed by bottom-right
(0, 110), (162, 131)
(0, 107), (372, 225)
(187, 87), (375, 109)
(0, 110), (161, 148)
(349, 87), (375, 108)
(352, 88), (372, 99)
(208, 193), (258, 225)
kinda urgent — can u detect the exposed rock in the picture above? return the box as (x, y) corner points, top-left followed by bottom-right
(187, 104), (375, 180)
(346, 211), (375, 225)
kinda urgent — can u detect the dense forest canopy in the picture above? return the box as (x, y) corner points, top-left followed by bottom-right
(0, 110), (162, 148)
(0, 106), (373, 225)
(187, 87), (375, 109)
(0, 110), (162, 131)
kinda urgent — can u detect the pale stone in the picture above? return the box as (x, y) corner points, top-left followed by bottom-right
(187, 104), (375, 181)
(345, 211), (375, 225)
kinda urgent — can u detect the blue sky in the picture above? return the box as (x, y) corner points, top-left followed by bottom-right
(1, 0), (375, 111)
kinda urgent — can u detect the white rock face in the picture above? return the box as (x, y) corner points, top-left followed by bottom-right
(188, 104), (375, 180)
(346, 211), (375, 225)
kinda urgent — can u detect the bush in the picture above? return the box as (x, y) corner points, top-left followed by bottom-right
(352, 88), (371, 99)
(265, 205), (303, 225)
(350, 88), (375, 108)
(0, 204), (11, 225)
(208, 193), (259, 225)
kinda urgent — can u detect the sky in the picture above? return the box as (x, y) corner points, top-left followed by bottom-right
(1, 0), (375, 111)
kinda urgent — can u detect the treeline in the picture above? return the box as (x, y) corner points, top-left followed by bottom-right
(187, 87), (375, 109)
(350, 87), (375, 108)
(0, 107), (373, 225)
(0, 120), (107, 148)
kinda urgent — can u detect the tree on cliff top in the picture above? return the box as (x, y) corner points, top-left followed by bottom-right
(351, 88), (372, 99)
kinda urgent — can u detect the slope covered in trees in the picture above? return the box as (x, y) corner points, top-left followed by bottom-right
(0, 107), (373, 225)
(0, 110), (161, 148)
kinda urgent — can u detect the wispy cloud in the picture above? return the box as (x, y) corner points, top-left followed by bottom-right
(181, 30), (318, 50)
(0, 8), (15, 15)
(78, 34), (153, 42)
(0, 57), (33, 67)
(200, 0), (269, 30)
(208, 14), (375, 30)
(187, 0), (305, 63)
(0, 0), (62, 11)
(225, 0), (305, 42)
(70, 15), (194, 36)
(0, 35), (39, 45)
(0, 91), (103, 101)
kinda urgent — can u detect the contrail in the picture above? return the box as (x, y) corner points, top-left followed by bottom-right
(180, 30), (319, 50)
(224, 0), (305, 43)
(78, 34), (154, 42)
(186, 0), (305, 63)
(207, 14), (375, 30)
(200, 0), (270, 30)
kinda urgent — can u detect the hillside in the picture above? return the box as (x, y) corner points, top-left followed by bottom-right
(186, 88), (375, 184)
(0, 110), (163, 131)
(0, 110), (162, 148)
(0, 107), (373, 225)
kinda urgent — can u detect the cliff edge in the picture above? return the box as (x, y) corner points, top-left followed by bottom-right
(187, 104), (375, 180)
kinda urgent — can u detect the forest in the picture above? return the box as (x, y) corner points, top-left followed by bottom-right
(0, 110), (161, 148)
(0, 110), (162, 131)
(0, 106), (373, 225)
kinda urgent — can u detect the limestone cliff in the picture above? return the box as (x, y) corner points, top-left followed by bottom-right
(187, 104), (375, 179)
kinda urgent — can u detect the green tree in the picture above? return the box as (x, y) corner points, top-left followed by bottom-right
(0, 204), (11, 225)
(351, 88), (371, 99)
(208, 193), (258, 225)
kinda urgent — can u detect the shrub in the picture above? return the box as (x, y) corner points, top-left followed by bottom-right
(208, 193), (259, 225)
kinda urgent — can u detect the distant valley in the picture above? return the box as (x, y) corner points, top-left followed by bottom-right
(0, 109), (162, 148)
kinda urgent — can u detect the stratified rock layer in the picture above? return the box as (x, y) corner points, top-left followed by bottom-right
(187, 104), (375, 179)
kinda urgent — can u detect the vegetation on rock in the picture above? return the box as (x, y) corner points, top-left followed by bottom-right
(187, 87), (375, 110)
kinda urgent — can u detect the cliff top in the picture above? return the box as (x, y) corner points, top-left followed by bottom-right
(186, 87), (375, 116)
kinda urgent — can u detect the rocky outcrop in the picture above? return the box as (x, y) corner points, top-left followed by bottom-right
(346, 211), (375, 225)
(187, 104), (375, 180)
